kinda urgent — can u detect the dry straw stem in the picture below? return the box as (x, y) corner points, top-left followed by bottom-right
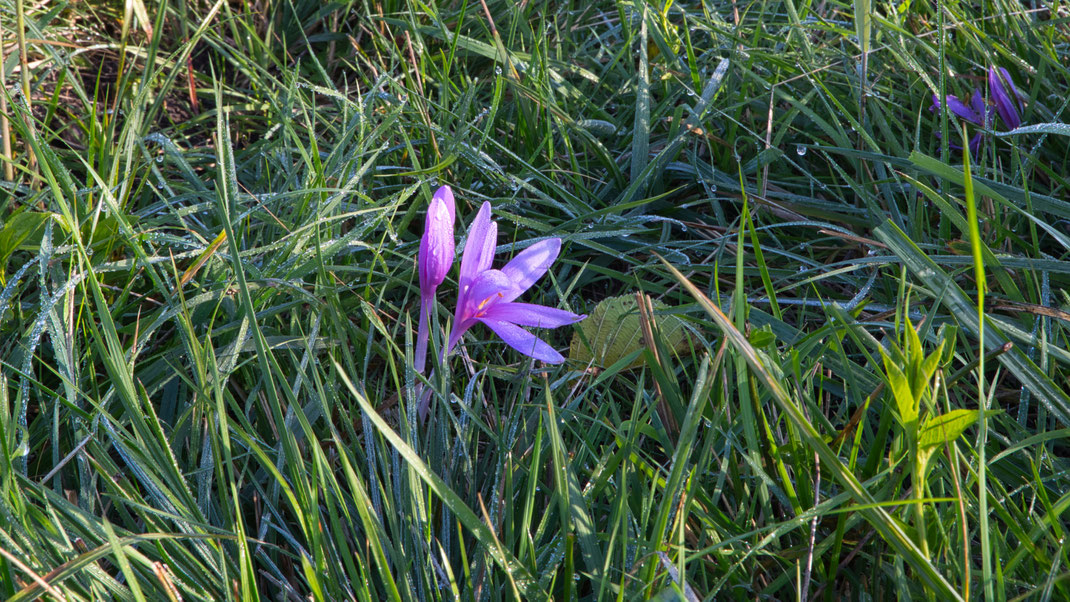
(0, 19), (12, 181)
(15, 0), (36, 178)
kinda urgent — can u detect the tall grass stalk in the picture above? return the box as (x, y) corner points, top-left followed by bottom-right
(13, 0), (33, 177)
(962, 125), (993, 601)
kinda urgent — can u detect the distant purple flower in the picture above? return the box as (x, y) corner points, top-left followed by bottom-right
(930, 66), (1026, 155)
(931, 89), (987, 155)
(415, 185), (455, 373)
(932, 89), (986, 125)
(446, 202), (584, 364)
(988, 66), (1023, 130)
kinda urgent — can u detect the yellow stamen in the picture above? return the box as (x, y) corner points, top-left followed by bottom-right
(474, 292), (503, 317)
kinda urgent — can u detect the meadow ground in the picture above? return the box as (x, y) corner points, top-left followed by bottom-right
(1, 0), (1069, 599)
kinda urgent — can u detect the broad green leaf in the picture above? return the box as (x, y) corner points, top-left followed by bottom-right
(880, 348), (917, 429)
(919, 409), (998, 450)
(0, 211), (57, 276)
(905, 320), (923, 378)
(569, 294), (688, 369)
(748, 324), (777, 348)
(916, 343), (944, 402)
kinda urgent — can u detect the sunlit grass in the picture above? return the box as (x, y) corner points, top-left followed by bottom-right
(1, 0), (1068, 599)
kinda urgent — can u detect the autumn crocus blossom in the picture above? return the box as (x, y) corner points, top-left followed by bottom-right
(929, 66), (1025, 155)
(988, 66), (1023, 130)
(930, 88), (987, 155)
(446, 202), (584, 364)
(415, 185), (456, 373)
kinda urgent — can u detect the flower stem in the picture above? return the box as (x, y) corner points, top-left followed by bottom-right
(415, 297), (431, 374)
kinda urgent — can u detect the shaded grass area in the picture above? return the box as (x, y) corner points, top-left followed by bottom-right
(1, 0), (1069, 599)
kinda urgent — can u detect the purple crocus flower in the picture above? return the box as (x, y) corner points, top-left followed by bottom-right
(415, 185), (456, 373)
(446, 201), (584, 364)
(931, 89), (987, 155)
(932, 88), (986, 125)
(930, 67), (1026, 155)
(988, 66), (1023, 130)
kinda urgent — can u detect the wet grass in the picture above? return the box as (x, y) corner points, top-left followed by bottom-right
(1, 0), (1069, 599)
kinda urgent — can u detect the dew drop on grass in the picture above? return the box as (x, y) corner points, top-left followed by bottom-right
(494, 65), (503, 76)
(155, 155), (163, 163)
(796, 145), (807, 156)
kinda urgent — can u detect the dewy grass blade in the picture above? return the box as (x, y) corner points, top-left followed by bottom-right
(910, 151), (1070, 235)
(617, 58), (729, 206)
(854, 0), (872, 118)
(631, 5), (651, 189)
(102, 517), (146, 602)
(7, 533), (232, 602)
(544, 386), (605, 589)
(745, 201), (782, 320)
(6, 0), (1069, 597)
(733, 192), (771, 518)
(649, 354), (714, 576)
(334, 361), (547, 599)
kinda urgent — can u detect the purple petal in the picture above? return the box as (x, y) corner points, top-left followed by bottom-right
(478, 221), (498, 275)
(446, 319), (475, 355)
(464, 269), (513, 317)
(499, 238), (562, 302)
(480, 302), (585, 328)
(418, 195), (455, 291)
(452, 269), (513, 352)
(989, 67), (1021, 130)
(479, 319), (566, 363)
(969, 89), (987, 122)
(968, 132), (984, 157)
(433, 185), (456, 221)
(459, 202), (496, 292)
(945, 93), (983, 124)
(999, 67), (1027, 102)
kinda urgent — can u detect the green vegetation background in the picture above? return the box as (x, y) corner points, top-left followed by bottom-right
(0, 0), (1068, 599)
